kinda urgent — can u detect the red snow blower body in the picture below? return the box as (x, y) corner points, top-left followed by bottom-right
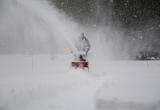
(71, 51), (89, 71)
(71, 61), (88, 69)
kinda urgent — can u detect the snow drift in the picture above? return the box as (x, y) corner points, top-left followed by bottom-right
(0, 55), (160, 110)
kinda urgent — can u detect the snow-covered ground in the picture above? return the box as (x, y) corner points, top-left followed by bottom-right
(0, 55), (160, 110)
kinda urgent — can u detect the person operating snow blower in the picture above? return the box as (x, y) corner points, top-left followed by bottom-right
(71, 33), (91, 70)
(75, 33), (91, 61)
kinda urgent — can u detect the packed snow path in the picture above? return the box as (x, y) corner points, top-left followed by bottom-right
(0, 55), (160, 110)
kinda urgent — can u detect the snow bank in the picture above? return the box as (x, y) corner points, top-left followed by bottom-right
(0, 55), (160, 110)
(94, 61), (160, 110)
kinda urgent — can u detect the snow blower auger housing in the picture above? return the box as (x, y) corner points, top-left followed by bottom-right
(71, 61), (89, 71)
(71, 52), (89, 71)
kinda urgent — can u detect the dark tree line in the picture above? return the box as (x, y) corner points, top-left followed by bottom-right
(50, 0), (160, 29)
(50, 0), (160, 58)
(49, 0), (97, 25)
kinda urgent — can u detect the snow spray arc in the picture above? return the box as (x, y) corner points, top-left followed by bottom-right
(0, 0), (80, 54)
